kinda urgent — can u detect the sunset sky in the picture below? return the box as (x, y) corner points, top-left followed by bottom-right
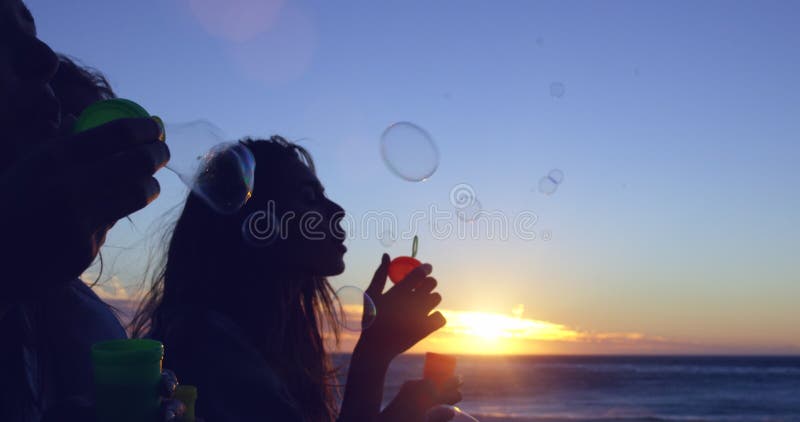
(35, 0), (800, 355)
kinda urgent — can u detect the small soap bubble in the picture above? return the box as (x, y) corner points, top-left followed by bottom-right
(426, 405), (480, 422)
(165, 120), (255, 214)
(538, 176), (558, 195)
(538, 168), (564, 196)
(379, 229), (397, 248)
(547, 169), (564, 184)
(184, 142), (255, 214)
(381, 122), (439, 182)
(456, 198), (483, 222)
(549, 82), (566, 99)
(335, 286), (377, 332)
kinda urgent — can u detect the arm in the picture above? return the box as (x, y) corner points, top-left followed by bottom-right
(0, 118), (167, 301)
(338, 254), (446, 422)
(337, 340), (391, 422)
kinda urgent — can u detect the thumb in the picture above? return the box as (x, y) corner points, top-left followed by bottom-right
(366, 253), (390, 299)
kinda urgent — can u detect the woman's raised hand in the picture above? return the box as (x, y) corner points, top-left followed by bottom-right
(359, 254), (446, 361)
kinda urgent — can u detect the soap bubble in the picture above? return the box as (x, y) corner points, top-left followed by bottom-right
(379, 229), (396, 248)
(426, 405), (480, 422)
(549, 82), (566, 99)
(242, 207), (281, 247)
(381, 122), (439, 182)
(450, 183), (482, 222)
(165, 120), (255, 214)
(456, 198), (483, 222)
(538, 168), (564, 196)
(334, 286), (377, 332)
(538, 176), (558, 195)
(547, 168), (564, 184)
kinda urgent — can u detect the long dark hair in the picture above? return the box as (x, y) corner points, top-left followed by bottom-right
(130, 137), (340, 421)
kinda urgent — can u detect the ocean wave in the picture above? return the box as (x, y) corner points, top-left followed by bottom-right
(527, 363), (800, 376)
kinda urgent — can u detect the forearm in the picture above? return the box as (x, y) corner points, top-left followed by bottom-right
(337, 340), (392, 422)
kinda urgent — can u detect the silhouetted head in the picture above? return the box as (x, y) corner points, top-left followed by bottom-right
(165, 137), (347, 283)
(0, 0), (60, 171)
(50, 54), (115, 120)
(132, 137), (346, 421)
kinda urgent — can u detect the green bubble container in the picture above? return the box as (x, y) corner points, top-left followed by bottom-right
(92, 339), (164, 422)
(73, 98), (164, 141)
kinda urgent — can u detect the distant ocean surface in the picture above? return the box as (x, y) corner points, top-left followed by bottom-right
(333, 354), (800, 421)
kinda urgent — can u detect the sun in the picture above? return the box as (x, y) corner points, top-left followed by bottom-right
(409, 307), (588, 355)
(455, 312), (514, 341)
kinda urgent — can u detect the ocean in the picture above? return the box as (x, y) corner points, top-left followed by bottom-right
(332, 354), (800, 421)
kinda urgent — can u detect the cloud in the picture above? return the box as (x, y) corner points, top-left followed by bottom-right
(80, 273), (142, 301)
(80, 274), (144, 325)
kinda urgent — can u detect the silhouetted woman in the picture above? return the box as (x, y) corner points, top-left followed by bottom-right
(131, 137), (460, 421)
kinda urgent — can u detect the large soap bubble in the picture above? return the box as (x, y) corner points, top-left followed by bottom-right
(380, 122), (439, 182)
(334, 286), (377, 332)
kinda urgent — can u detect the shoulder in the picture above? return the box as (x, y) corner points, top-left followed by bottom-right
(154, 310), (303, 422)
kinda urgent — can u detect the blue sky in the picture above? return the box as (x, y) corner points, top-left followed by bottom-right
(29, 0), (800, 352)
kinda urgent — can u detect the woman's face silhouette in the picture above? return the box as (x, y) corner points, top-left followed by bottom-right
(261, 156), (347, 278)
(0, 0), (60, 170)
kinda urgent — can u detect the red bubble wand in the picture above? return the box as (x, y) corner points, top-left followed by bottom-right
(388, 235), (422, 284)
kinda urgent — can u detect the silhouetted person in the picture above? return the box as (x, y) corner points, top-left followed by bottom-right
(0, 1), (169, 419)
(131, 137), (461, 421)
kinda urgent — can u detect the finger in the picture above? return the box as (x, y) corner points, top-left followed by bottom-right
(420, 292), (442, 313)
(366, 253), (390, 298)
(414, 277), (437, 295)
(91, 177), (161, 226)
(437, 377), (463, 405)
(95, 142), (170, 183)
(160, 399), (186, 421)
(65, 117), (162, 162)
(397, 263), (433, 292)
(160, 369), (179, 397)
(425, 405), (456, 422)
(423, 311), (447, 336)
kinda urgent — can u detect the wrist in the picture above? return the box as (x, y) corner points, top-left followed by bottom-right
(352, 339), (393, 370)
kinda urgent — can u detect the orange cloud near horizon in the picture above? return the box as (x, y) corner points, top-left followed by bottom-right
(333, 306), (677, 356)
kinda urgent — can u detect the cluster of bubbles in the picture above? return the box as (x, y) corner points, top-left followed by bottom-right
(450, 183), (483, 222)
(334, 286), (377, 332)
(166, 120), (256, 214)
(538, 169), (564, 196)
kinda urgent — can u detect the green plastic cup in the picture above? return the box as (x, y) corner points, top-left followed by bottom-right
(174, 385), (198, 422)
(73, 98), (165, 141)
(92, 339), (164, 422)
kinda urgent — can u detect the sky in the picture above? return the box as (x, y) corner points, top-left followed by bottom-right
(30, 0), (800, 355)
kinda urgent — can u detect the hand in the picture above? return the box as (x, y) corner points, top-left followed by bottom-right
(41, 369), (189, 422)
(0, 118), (168, 298)
(358, 254), (446, 362)
(379, 378), (462, 422)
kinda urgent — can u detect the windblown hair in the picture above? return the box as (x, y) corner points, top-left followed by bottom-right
(51, 54), (115, 116)
(130, 136), (340, 421)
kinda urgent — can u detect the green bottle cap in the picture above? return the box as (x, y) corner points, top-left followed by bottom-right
(73, 98), (165, 141)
